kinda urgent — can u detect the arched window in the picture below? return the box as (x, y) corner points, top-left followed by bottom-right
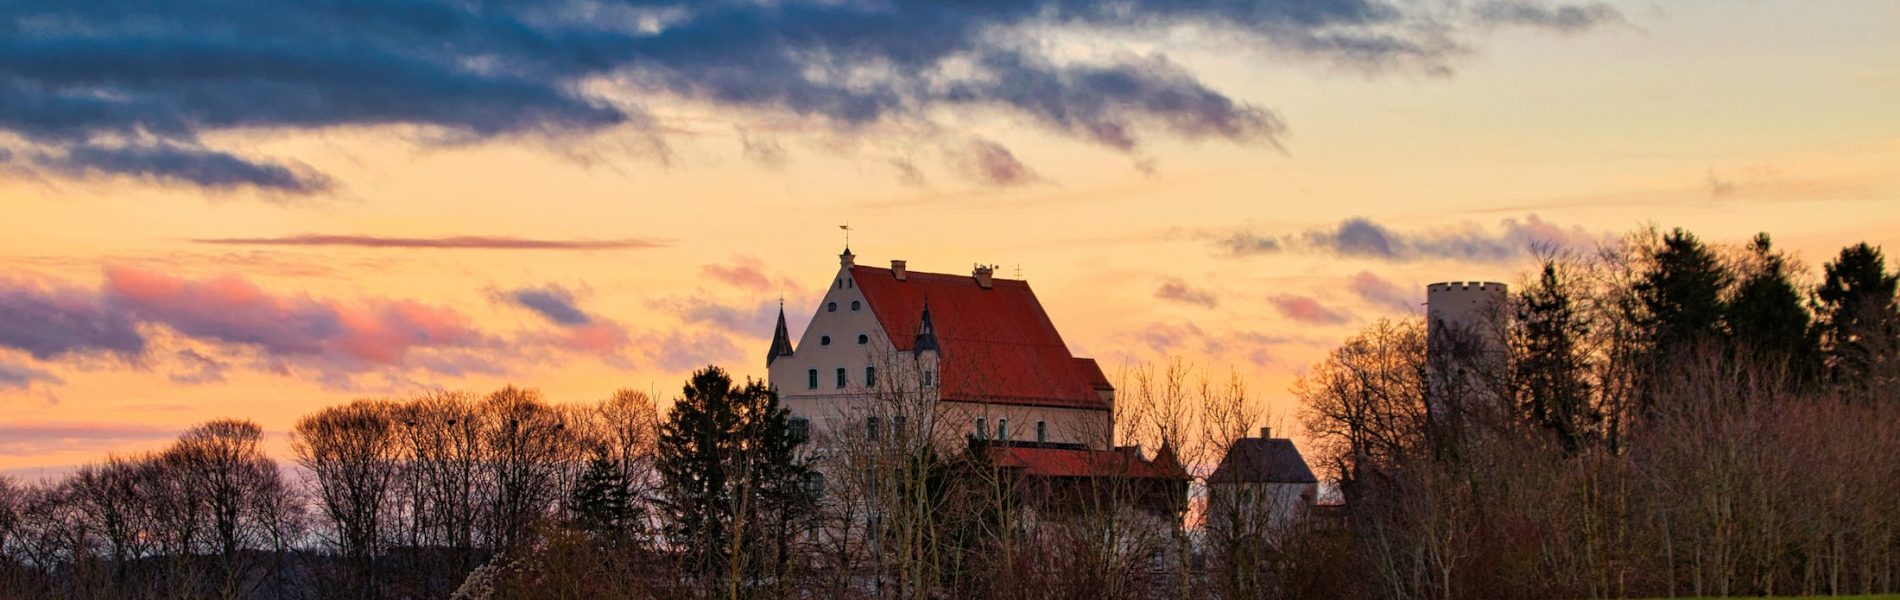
(975, 418), (987, 439)
(997, 418), (1008, 441)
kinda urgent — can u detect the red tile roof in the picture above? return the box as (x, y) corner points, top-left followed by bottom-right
(852, 265), (1108, 410)
(987, 445), (1189, 480)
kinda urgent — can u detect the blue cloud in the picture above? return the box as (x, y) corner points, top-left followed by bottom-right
(502, 286), (592, 326)
(0, 0), (1618, 192)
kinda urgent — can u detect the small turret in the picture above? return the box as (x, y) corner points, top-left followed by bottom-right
(913, 299), (940, 356)
(766, 302), (795, 367)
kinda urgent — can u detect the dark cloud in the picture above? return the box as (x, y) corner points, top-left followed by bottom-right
(191, 234), (663, 250)
(954, 139), (1038, 187)
(0, 360), (63, 391)
(501, 286), (592, 326)
(1348, 271), (1418, 312)
(0, 281), (146, 359)
(167, 349), (227, 385)
(32, 142), (332, 193)
(1269, 294), (1352, 325)
(0, 0), (1616, 192)
(1474, 1), (1623, 32)
(1154, 277), (1219, 308)
(1216, 214), (1600, 262)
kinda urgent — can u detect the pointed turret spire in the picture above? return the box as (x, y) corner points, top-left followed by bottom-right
(767, 301), (795, 367)
(913, 297), (940, 356)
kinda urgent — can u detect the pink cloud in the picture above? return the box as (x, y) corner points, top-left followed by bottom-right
(1269, 294), (1351, 325)
(701, 256), (781, 292)
(103, 265), (481, 367)
(1348, 271), (1419, 313)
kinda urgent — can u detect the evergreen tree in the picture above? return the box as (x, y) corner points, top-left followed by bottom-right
(1726, 233), (1820, 383)
(1630, 228), (1732, 414)
(654, 366), (812, 581)
(1815, 243), (1900, 393)
(1514, 259), (1597, 453)
(569, 451), (636, 545)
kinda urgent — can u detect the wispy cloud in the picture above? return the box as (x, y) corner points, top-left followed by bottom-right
(1269, 294), (1353, 325)
(192, 235), (663, 250)
(0, 360), (63, 391)
(0, 421), (179, 456)
(499, 286), (592, 326)
(1212, 214), (1601, 262)
(1348, 271), (1419, 313)
(1154, 277), (1219, 308)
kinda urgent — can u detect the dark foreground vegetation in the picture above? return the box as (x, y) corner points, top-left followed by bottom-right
(0, 227), (1895, 599)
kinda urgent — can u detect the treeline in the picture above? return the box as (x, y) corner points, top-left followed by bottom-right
(1299, 229), (1900, 598)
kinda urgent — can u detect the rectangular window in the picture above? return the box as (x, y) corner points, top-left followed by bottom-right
(807, 369), (818, 390)
(865, 366), (877, 387)
(790, 417), (810, 444)
(922, 370), (935, 388)
(997, 418), (1008, 441)
(867, 417), (880, 441)
(836, 368), (847, 389)
(975, 418), (987, 439)
(1036, 421), (1047, 443)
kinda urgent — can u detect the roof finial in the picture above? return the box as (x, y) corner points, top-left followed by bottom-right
(839, 222), (852, 253)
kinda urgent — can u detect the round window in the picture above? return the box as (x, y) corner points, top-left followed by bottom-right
(821, 336), (831, 346)
(857, 334), (868, 345)
(827, 302), (837, 312)
(851, 300), (861, 311)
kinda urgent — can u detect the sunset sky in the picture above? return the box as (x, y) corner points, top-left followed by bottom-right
(2, 0), (1896, 475)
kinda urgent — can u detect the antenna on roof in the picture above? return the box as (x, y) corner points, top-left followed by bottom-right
(1014, 263), (1022, 278)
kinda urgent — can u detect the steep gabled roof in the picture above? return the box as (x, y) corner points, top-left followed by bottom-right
(852, 265), (1107, 410)
(767, 304), (795, 367)
(1207, 437), (1317, 485)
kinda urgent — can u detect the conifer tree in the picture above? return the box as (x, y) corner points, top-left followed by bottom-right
(569, 451), (635, 545)
(1726, 233), (1819, 383)
(1631, 228), (1733, 414)
(1816, 243), (1900, 393)
(1514, 258), (1597, 453)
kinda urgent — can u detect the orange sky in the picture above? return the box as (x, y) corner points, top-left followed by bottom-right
(1, 0), (1896, 475)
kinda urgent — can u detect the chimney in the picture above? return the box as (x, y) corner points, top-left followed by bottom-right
(973, 264), (994, 289)
(1260, 427), (1273, 439)
(892, 259), (907, 281)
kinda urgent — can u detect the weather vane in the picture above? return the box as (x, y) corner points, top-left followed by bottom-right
(839, 222), (852, 250)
